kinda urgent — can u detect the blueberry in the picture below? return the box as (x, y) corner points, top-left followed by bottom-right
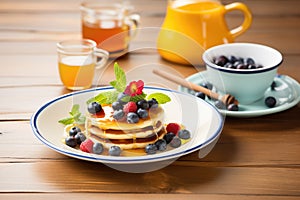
(155, 139), (167, 151)
(236, 63), (247, 69)
(65, 136), (77, 148)
(136, 99), (149, 109)
(69, 126), (81, 137)
(214, 100), (226, 109)
(137, 108), (148, 119)
(224, 62), (233, 68)
(145, 144), (157, 154)
(163, 132), (175, 144)
(229, 55), (238, 64)
(214, 55), (263, 70)
(148, 98), (158, 108)
(246, 57), (255, 65)
(200, 82), (213, 90)
(127, 112), (139, 123)
(169, 136), (181, 148)
(227, 103), (239, 111)
(228, 64), (237, 69)
(214, 55), (228, 66)
(178, 129), (191, 140)
(265, 96), (276, 108)
(117, 92), (130, 104)
(88, 102), (103, 114)
(233, 60), (243, 68)
(109, 146), (121, 156)
(113, 109), (125, 120)
(74, 132), (86, 144)
(112, 101), (123, 110)
(238, 57), (245, 64)
(195, 91), (205, 100)
(247, 64), (257, 69)
(271, 81), (277, 91)
(93, 142), (104, 154)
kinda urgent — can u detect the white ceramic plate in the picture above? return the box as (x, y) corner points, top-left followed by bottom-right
(31, 86), (223, 171)
(179, 71), (300, 117)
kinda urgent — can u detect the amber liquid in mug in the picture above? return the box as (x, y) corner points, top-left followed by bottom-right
(59, 56), (95, 90)
(82, 20), (129, 53)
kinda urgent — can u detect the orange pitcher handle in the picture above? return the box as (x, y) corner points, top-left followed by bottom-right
(224, 2), (252, 39)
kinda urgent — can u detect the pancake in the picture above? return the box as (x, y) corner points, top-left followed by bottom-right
(85, 105), (166, 149)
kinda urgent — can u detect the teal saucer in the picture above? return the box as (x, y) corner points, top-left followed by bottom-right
(179, 71), (300, 117)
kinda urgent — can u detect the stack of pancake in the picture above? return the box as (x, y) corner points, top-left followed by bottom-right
(85, 105), (166, 149)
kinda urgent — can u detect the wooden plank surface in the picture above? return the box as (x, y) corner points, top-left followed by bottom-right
(0, 0), (300, 199)
(0, 161), (299, 194)
(0, 117), (299, 195)
(1, 194), (299, 200)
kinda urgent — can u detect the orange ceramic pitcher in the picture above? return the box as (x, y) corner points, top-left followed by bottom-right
(157, 0), (252, 65)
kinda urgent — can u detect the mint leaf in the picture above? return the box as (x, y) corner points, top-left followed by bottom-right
(58, 104), (85, 125)
(120, 95), (131, 102)
(87, 63), (126, 104)
(73, 112), (86, 125)
(86, 93), (107, 105)
(109, 63), (126, 92)
(146, 92), (171, 104)
(102, 90), (119, 104)
(58, 117), (74, 125)
(130, 92), (147, 102)
(72, 112), (81, 121)
(86, 90), (118, 105)
(76, 115), (86, 124)
(70, 104), (80, 116)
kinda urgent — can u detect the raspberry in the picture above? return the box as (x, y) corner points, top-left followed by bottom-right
(123, 101), (137, 113)
(80, 139), (94, 153)
(166, 123), (181, 135)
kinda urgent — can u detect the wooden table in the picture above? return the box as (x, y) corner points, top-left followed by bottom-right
(1, 0), (299, 199)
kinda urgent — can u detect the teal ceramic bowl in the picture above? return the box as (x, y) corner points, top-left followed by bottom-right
(202, 43), (283, 104)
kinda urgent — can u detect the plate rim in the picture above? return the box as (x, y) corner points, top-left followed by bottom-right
(30, 86), (224, 164)
(180, 71), (300, 117)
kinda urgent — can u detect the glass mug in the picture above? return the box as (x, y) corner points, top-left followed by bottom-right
(57, 39), (109, 90)
(80, 0), (140, 58)
(157, 0), (252, 65)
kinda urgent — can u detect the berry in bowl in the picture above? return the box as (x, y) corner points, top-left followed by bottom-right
(202, 43), (283, 104)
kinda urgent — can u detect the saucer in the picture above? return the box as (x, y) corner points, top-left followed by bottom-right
(179, 71), (300, 117)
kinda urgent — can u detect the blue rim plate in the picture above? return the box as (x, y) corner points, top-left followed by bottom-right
(179, 71), (300, 117)
(31, 86), (224, 165)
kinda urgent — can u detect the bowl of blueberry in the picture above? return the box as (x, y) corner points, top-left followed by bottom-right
(202, 43), (283, 105)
